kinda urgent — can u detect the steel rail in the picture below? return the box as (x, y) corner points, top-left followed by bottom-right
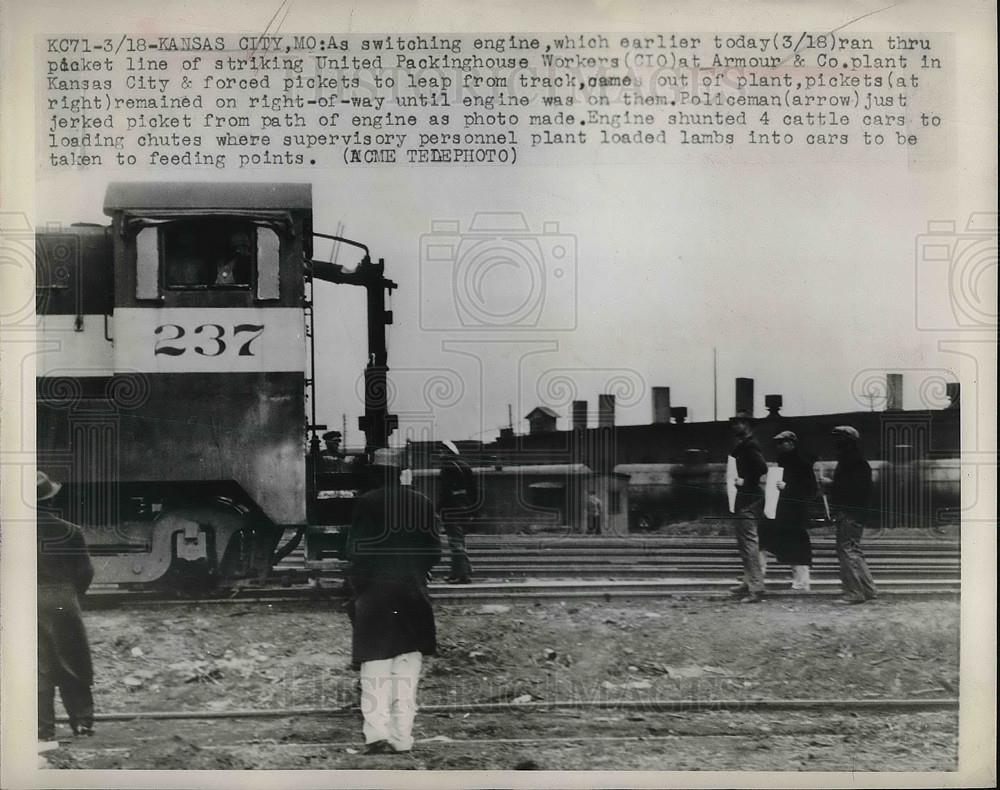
(57, 696), (958, 724)
(83, 578), (960, 608)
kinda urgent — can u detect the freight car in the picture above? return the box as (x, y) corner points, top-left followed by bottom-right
(617, 458), (961, 531)
(35, 182), (396, 587)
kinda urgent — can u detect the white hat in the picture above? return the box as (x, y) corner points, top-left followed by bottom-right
(831, 425), (860, 441)
(37, 471), (62, 502)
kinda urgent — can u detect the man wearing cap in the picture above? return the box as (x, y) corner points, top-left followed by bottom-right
(728, 412), (769, 602)
(344, 448), (442, 754)
(437, 442), (475, 584)
(320, 430), (346, 473)
(761, 431), (816, 591)
(36, 472), (96, 745)
(827, 426), (878, 604)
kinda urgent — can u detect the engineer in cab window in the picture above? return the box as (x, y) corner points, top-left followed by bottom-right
(214, 230), (253, 286)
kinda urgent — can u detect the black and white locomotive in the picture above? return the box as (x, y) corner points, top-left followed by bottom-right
(36, 182), (396, 588)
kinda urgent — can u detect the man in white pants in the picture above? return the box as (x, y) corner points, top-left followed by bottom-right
(345, 448), (441, 754)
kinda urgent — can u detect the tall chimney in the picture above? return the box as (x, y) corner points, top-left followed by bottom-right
(886, 373), (903, 411)
(735, 377), (754, 416)
(598, 394), (616, 427)
(652, 387), (671, 424)
(945, 382), (960, 409)
(572, 400), (588, 430)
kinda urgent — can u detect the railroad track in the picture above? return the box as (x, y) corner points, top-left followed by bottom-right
(86, 535), (960, 607)
(280, 534), (960, 576)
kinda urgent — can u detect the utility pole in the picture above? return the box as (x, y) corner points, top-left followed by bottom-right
(713, 346), (718, 422)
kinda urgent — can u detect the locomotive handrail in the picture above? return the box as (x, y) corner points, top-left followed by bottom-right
(311, 232), (370, 260)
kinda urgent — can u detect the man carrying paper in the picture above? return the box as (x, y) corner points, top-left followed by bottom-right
(759, 431), (816, 591)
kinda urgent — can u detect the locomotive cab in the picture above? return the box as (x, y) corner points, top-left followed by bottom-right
(38, 183), (314, 587)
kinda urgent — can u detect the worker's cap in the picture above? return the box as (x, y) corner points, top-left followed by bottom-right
(37, 471), (62, 502)
(371, 447), (405, 469)
(729, 410), (754, 423)
(773, 430), (798, 443)
(321, 430), (342, 441)
(831, 425), (861, 441)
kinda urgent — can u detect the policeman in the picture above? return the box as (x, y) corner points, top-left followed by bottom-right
(437, 442), (475, 584)
(36, 471), (96, 744)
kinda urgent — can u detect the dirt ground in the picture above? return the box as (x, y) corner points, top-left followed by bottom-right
(43, 595), (959, 771)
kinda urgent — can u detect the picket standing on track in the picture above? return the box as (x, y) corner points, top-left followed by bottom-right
(759, 430), (816, 591)
(825, 426), (880, 605)
(727, 411), (768, 604)
(344, 448), (442, 754)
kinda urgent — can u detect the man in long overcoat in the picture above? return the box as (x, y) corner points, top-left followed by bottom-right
(759, 430), (816, 590)
(344, 449), (441, 754)
(36, 471), (96, 743)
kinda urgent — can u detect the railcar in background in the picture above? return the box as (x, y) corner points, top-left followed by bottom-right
(618, 458), (961, 532)
(36, 182), (396, 588)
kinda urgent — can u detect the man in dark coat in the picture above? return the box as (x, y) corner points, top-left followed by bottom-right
(827, 425), (878, 604)
(728, 412), (768, 603)
(437, 443), (475, 583)
(344, 448), (441, 754)
(760, 431), (816, 590)
(36, 471), (95, 743)
(320, 430), (345, 473)
(586, 490), (603, 535)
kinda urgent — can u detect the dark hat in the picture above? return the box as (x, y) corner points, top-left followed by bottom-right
(37, 471), (62, 502)
(321, 430), (342, 441)
(729, 411), (754, 423)
(831, 425), (860, 441)
(773, 430), (798, 443)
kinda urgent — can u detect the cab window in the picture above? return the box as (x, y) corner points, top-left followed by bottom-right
(163, 219), (256, 290)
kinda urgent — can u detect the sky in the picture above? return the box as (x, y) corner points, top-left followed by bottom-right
(33, 153), (991, 445)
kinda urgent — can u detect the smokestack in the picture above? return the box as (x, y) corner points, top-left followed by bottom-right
(597, 394), (616, 427)
(652, 387), (671, 424)
(945, 382), (960, 409)
(764, 394), (782, 417)
(572, 400), (588, 431)
(886, 373), (903, 411)
(671, 406), (688, 424)
(735, 377), (754, 416)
